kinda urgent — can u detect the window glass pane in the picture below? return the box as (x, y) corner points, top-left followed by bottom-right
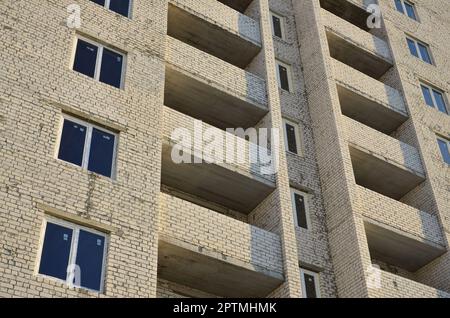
(58, 119), (87, 167)
(109, 0), (130, 17)
(39, 223), (73, 281)
(407, 38), (418, 58)
(75, 230), (106, 291)
(88, 128), (116, 178)
(437, 139), (450, 165)
(286, 123), (298, 154)
(404, 3), (417, 20)
(418, 43), (432, 64)
(90, 0), (106, 6)
(421, 85), (434, 107)
(432, 90), (448, 114)
(394, 0), (404, 13)
(99, 48), (123, 88)
(278, 64), (290, 91)
(272, 15), (283, 38)
(304, 273), (318, 298)
(294, 193), (308, 229)
(73, 40), (98, 78)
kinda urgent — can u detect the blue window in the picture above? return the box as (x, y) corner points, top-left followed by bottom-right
(73, 40), (98, 79)
(58, 116), (118, 178)
(407, 37), (432, 64)
(39, 223), (73, 281)
(88, 128), (116, 178)
(404, 2), (417, 20)
(394, 0), (404, 13)
(38, 219), (108, 292)
(90, 0), (131, 17)
(109, 0), (131, 17)
(437, 138), (450, 165)
(99, 48), (123, 89)
(75, 230), (106, 292)
(58, 120), (87, 167)
(73, 37), (125, 89)
(407, 38), (419, 58)
(421, 84), (448, 114)
(395, 0), (418, 21)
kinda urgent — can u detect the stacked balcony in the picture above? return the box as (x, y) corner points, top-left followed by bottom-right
(167, 0), (261, 69)
(344, 117), (425, 199)
(333, 60), (408, 134)
(165, 37), (268, 130)
(160, 0), (282, 297)
(322, 7), (393, 79)
(161, 106), (275, 213)
(158, 192), (283, 298)
(322, 0), (448, 294)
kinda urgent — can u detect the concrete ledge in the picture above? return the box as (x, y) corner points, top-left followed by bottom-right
(36, 202), (119, 234)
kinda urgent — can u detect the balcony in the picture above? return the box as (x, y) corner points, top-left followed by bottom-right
(158, 192), (284, 297)
(322, 8), (393, 79)
(371, 270), (450, 298)
(364, 221), (445, 273)
(355, 185), (444, 246)
(165, 37), (268, 130)
(333, 59), (408, 134)
(168, 0), (261, 68)
(345, 117), (425, 200)
(161, 106), (275, 213)
(319, 0), (377, 31)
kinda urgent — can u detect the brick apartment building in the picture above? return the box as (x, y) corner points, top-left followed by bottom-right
(0, 0), (449, 298)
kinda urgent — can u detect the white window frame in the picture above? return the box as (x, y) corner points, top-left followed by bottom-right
(283, 118), (303, 156)
(406, 36), (433, 64)
(420, 82), (448, 114)
(71, 36), (126, 89)
(300, 268), (321, 298)
(270, 11), (286, 40)
(55, 113), (119, 179)
(35, 216), (108, 293)
(96, 0), (132, 18)
(437, 136), (450, 164)
(290, 188), (311, 230)
(396, 0), (418, 21)
(275, 59), (293, 92)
